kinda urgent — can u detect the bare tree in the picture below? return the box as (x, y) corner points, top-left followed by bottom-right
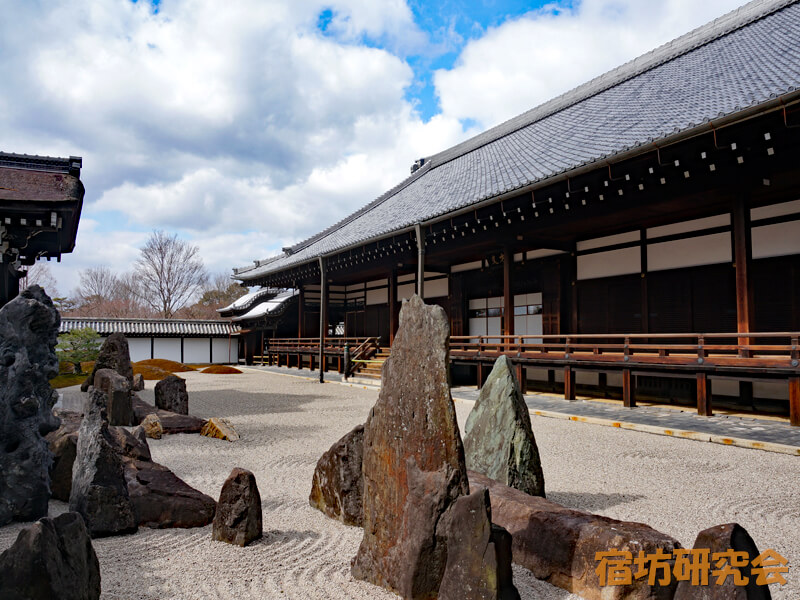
(20, 263), (59, 297)
(78, 266), (118, 301)
(134, 230), (208, 318)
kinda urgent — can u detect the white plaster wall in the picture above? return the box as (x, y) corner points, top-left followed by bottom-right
(646, 214), (729, 239)
(577, 230), (639, 251)
(577, 247), (640, 280)
(526, 249), (565, 260)
(425, 277), (448, 298)
(397, 282), (415, 301)
(468, 318), (487, 336)
(711, 379), (740, 397)
(576, 372), (599, 385)
(751, 199), (800, 220)
(183, 338), (210, 364)
(366, 288), (388, 305)
(153, 338), (181, 363)
(452, 260), (482, 273)
(212, 338), (237, 363)
(647, 232), (731, 271)
(751, 221), (800, 259)
(127, 337), (151, 362)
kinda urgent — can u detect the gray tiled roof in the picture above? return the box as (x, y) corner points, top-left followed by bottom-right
(236, 0), (800, 282)
(60, 317), (238, 337)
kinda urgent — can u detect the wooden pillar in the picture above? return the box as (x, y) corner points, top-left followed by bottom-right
(548, 369), (555, 392)
(622, 369), (635, 407)
(515, 362), (527, 394)
(415, 223), (425, 299)
(477, 363), (484, 388)
(569, 249), (579, 334)
(697, 373), (712, 416)
(318, 257), (327, 383)
(599, 372), (608, 395)
(297, 286), (305, 338)
(503, 246), (513, 336)
(640, 229), (648, 334)
(790, 377), (800, 427)
(564, 366), (575, 400)
(739, 381), (754, 409)
(389, 268), (398, 345)
(732, 197), (754, 346)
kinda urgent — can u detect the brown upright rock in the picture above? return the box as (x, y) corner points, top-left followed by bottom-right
(309, 424), (364, 526)
(69, 390), (137, 538)
(439, 487), (520, 600)
(94, 368), (133, 426)
(674, 523), (770, 600)
(0, 511), (101, 600)
(0, 286), (62, 525)
(351, 295), (469, 598)
(81, 332), (133, 392)
(46, 411), (83, 502)
(154, 374), (189, 415)
(212, 468), (262, 546)
(132, 373), (145, 391)
(464, 355), (545, 497)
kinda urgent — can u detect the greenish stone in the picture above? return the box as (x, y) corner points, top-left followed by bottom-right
(463, 355), (545, 497)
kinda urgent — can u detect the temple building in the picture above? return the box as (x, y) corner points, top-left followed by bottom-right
(0, 152), (84, 306)
(231, 0), (800, 424)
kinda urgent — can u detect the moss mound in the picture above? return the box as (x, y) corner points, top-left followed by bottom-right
(132, 364), (173, 380)
(200, 365), (242, 375)
(135, 359), (196, 373)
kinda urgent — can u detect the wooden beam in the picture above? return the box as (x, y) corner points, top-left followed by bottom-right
(732, 197), (754, 344)
(697, 372), (712, 416)
(564, 366), (575, 400)
(790, 377), (800, 427)
(503, 246), (513, 336)
(622, 369), (635, 407)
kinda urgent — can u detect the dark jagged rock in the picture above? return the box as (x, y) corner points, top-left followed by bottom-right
(0, 285), (62, 525)
(439, 487), (520, 600)
(351, 295), (469, 598)
(132, 373), (145, 391)
(309, 423), (364, 526)
(108, 425), (151, 462)
(154, 374), (189, 415)
(124, 458), (216, 529)
(45, 411), (83, 502)
(81, 332), (133, 392)
(94, 368), (133, 426)
(213, 467), (262, 546)
(674, 523), (770, 600)
(464, 355), (545, 497)
(469, 471), (681, 600)
(69, 390), (137, 537)
(0, 511), (101, 600)
(132, 395), (206, 434)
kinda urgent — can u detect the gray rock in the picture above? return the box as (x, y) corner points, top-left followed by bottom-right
(94, 368), (133, 426)
(0, 511), (101, 600)
(309, 423), (364, 526)
(81, 332), (133, 392)
(69, 390), (137, 537)
(132, 373), (145, 391)
(154, 374), (189, 415)
(674, 523), (770, 600)
(212, 467), (262, 546)
(132, 395), (205, 434)
(0, 285), (61, 526)
(351, 295), (469, 598)
(439, 487), (520, 600)
(45, 411), (83, 502)
(464, 355), (545, 497)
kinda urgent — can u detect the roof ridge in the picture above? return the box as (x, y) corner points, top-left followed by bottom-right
(62, 316), (230, 323)
(425, 0), (797, 170)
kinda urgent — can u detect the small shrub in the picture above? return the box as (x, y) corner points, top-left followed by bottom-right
(56, 329), (101, 374)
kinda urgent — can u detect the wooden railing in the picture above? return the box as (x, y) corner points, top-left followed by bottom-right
(450, 333), (800, 371)
(267, 336), (375, 352)
(348, 337), (381, 376)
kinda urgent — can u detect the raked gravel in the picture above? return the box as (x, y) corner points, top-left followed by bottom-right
(1, 369), (797, 599)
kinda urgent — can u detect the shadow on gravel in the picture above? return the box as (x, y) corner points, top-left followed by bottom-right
(546, 491), (645, 512)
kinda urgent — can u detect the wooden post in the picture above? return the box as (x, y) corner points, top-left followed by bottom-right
(790, 377), (800, 427)
(622, 369), (635, 407)
(503, 246), (513, 337)
(415, 224), (425, 299)
(515, 362), (526, 395)
(297, 353), (302, 370)
(697, 373), (712, 416)
(640, 229), (648, 334)
(564, 366), (575, 400)
(599, 372), (608, 395)
(477, 363), (483, 388)
(732, 197), (754, 349)
(318, 257), (326, 383)
(389, 268), (397, 345)
(297, 286), (305, 338)
(739, 381), (754, 409)
(548, 369), (555, 392)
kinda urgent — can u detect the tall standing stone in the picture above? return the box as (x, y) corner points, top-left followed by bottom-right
(69, 390), (137, 537)
(94, 368), (134, 426)
(351, 295), (469, 598)
(0, 285), (61, 526)
(154, 374), (189, 415)
(212, 467), (262, 546)
(0, 511), (101, 600)
(463, 355), (545, 497)
(81, 332), (133, 392)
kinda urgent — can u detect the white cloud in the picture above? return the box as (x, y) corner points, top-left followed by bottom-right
(434, 0), (747, 129)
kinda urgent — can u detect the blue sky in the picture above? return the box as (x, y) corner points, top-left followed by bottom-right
(1, 0), (747, 295)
